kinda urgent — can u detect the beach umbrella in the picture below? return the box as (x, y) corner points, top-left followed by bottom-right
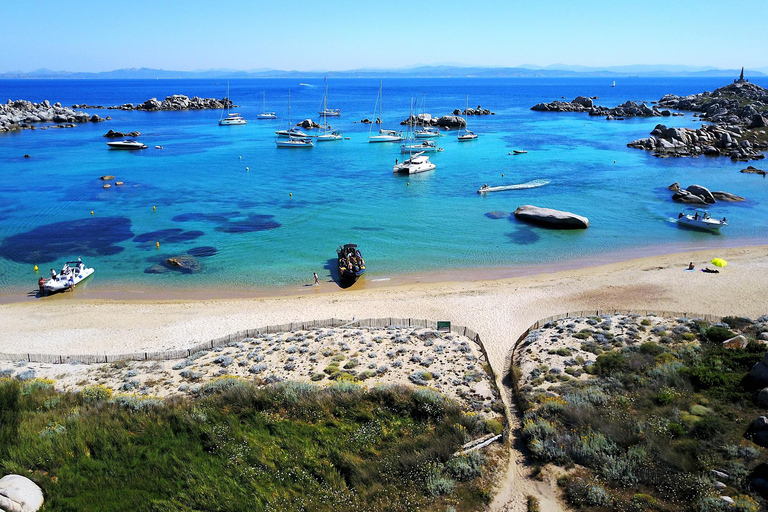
(711, 258), (727, 267)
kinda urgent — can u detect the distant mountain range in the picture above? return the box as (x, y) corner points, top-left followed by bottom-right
(1, 65), (766, 79)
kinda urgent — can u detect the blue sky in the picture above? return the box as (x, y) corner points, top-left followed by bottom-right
(3, 0), (766, 72)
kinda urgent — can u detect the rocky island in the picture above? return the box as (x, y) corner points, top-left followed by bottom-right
(102, 94), (233, 111)
(531, 95), (674, 119)
(0, 99), (105, 132)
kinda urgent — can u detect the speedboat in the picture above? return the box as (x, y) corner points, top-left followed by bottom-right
(106, 139), (147, 150)
(400, 140), (438, 153)
(457, 130), (478, 141)
(219, 113), (247, 125)
(316, 130), (343, 142)
(276, 137), (314, 148)
(275, 127), (309, 138)
(477, 179), (550, 194)
(414, 126), (440, 138)
(337, 243), (365, 283)
(677, 209), (728, 231)
(393, 152), (436, 174)
(318, 108), (341, 117)
(39, 260), (94, 295)
(257, 112), (277, 119)
(513, 149), (528, 154)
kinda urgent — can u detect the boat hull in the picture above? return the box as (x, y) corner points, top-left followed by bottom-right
(219, 119), (247, 125)
(43, 267), (94, 294)
(677, 218), (726, 231)
(369, 135), (403, 143)
(106, 140), (147, 150)
(257, 113), (277, 119)
(276, 139), (314, 148)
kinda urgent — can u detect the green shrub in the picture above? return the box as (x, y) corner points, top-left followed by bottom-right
(485, 418), (503, 435)
(82, 384), (113, 403)
(690, 415), (728, 440)
(654, 387), (678, 405)
(592, 351), (629, 375)
(704, 326), (736, 343)
(445, 451), (484, 481)
(721, 316), (752, 330)
(640, 342), (665, 356)
(526, 495), (540, 512)
(574, 330), (593, 340)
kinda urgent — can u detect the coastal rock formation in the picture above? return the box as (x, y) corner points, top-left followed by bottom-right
(669, 184), (743, 204)
(741, 165), (767, 176)
(0, 474), (44, 512)
(628, 123), (767, 161)
(0, 99), (104, 132)
(513, 205), (589, 229)
(400, 113), (433, 126)
(103, 129), (140, 138)
(434, 115), (466, 129)
(657, 80), (768, 126)
(298, 119), (320, 129)
(531, 97), (660, 118)
(106, 95), (232, 111)
(145, 255), (202, 274)
(452, 105), (493, 116)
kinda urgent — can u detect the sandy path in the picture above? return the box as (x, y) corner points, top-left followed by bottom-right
(2, 244), (767, 510)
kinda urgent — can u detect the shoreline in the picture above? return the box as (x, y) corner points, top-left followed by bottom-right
(2, 237), (766, 305)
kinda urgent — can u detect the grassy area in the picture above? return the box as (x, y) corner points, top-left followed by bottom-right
(516, 316), (768, 511)
(0, 378), (502, 511)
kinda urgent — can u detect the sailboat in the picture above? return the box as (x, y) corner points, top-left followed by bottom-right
(317, 77), (340, 117)
(610, 80), (616, 87)
(394, 98), (436, 174)
(368, 80), (403, 143)
(257, 91), (277, 119)
(414, 94), (440, 139)
(219, 82), (246, 125)
(400, 98), (439, 153)
(317, 78), (342, 142)
(457, 94), (478, 141)
(275, 90), (313, 148)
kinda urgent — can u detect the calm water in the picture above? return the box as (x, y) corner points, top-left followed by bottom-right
(1, 77), (767, 295)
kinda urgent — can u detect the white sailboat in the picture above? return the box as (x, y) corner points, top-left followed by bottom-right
(275, 90), (313, 148)
(317, 77), (340, 117)
(369, 80), (403, 143)
(219, 82), (246, 125)
(317, 78), (342, 142)
(400, 97), (439, 153)
(457, 95), (477, 141)
(394, 98), (436, 174)
(414, 94), (440, 138)
(257, 91), (277, 119)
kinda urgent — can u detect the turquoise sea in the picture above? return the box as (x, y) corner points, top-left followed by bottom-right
(1, 77), (767, 297)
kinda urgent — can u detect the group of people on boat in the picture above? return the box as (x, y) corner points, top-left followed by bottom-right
(678, 212), (726, 222)
(39, 258), (84, 294)
(339, 248), (364, 274)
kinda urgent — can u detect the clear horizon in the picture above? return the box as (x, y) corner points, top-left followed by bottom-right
(2, 0), (766, 73)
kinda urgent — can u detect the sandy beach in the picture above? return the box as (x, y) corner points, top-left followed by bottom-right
(3, 244), (768, 511)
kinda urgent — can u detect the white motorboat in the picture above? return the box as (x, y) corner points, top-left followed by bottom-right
(40, 259), (94, 294)
(257, 91), (277, 119)
(400, 140), (438, 153)
(393, 152), (436, 174)
(458, 94), (478, 141)
(276, 137), (314, 148)
(414, 126), (440, 138)
(219, 82), (246, 125)
(677, 209), (728, 231)
(106, 139), (147, 150)
(477, 179), (550, 194)
(369, 80), (403, 143)
(318, 108), (340, 117)
(275, 127), (309, 138)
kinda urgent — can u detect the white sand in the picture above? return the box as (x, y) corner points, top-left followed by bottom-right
(2, 244), (767, 511)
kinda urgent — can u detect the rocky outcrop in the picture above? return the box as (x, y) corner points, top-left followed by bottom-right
(434, 115), (466, 128)
(0, 474), (44, 512)
(749, 351), (768, 386)
(513, 205), (589, 229)
(628, 123), (767, 161)
(145, 255), (202, 274)
(452, 105), (493, 116)
(298, 119), (320, 129)
(741, 165), (767, 176)
(0, 99), (104, 132)
(103, 129), (140, 138)
(669, 183), (744, 204)
(401, 113), (434, 126)
(107, 95), (232, 111)
(657, 81), (768, 126)
(531, 97), (661, 118)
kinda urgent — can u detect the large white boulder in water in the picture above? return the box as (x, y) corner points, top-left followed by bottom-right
(513, 205), (589, 229)
(0, 475), (44, 512)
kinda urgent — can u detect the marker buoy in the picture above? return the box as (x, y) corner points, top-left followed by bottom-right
(246, 167), (249, 171)
(153, 205), (156, 211)
(407, 182), (410, 186)
(501, 174), (504, 177)
(90, 211), (94, 215)
(34, 265), (38, 272)
(289, 193), (292, 197)
(239, 156), (242, 159)
(156, 242), (160, 248)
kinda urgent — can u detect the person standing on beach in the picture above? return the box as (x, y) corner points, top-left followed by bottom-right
(313, 272), (319, 285)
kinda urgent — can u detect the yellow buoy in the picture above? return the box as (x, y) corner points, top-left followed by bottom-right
(34, 265), (38, 272)
(501, 174), (504, 177)
(246, 167), (249, 171)
(156, 242), (160, 248)
(90, 210), (94, 215)
(153, 205), (156, 211)
(289, 193), (292, 197)
(407, 182), (410, 186)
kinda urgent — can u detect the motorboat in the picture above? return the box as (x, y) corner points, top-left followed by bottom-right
(477, 179), (550, 194)
(39, 259), (94, 295)
(318, 108), (341, 117)
(219, 113), (247, 125)
(369, 80), (403, 143)
(276, 137), (314, 148)
(257, 91), (277, 119)
(513, 149), (528, 154)
(106, 139), (147, 150)
(275, 127), (309, 138)
(219, 82), (246, 125)
(414, 126), (440, 138)
(337, 243), (365, 283)
(677, 209), (728, 231)
(317, 130), (343, 142)
(400, 140), (438, 153)
(393, 152), (436, 174)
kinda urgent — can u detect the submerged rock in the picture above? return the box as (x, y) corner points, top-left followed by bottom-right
(513, 205), (589, 229)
